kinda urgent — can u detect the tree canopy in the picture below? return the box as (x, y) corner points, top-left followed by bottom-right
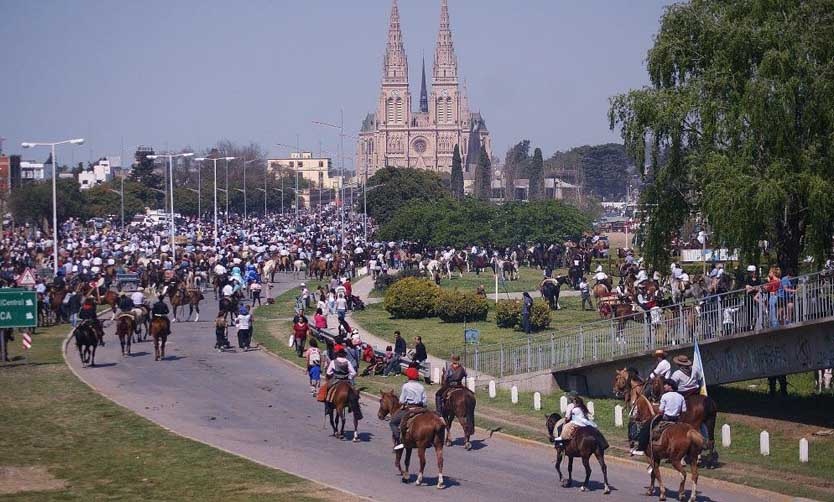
(473, 143), (492, 200)
(546, 143), (634, 201)
(364, 167), (448, 225)
(378, 197), (591, 248)
(609, 0), (834, 271)
(450, 144), (464, 200)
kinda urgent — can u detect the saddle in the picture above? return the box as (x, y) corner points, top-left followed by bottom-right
(402, 406), (431, 437)
(325, 380), (351, 404)
(650, 420), (677, 442)
(116, 312), (135, 321)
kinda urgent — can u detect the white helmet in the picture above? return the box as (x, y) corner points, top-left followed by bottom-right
(746, 265), (757, 273)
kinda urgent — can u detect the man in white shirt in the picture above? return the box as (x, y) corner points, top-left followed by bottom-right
(647, 349), (672, 399)
(658, 379), (687, 421)
(391, 367), (427, 451)
(131, 290), (145, 307)
(592, 265), (609, 286)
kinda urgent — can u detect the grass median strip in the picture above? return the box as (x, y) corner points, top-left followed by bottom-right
(0, 323), (356, 501)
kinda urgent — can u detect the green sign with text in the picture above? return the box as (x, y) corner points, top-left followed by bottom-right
(0, 290), (38, 328)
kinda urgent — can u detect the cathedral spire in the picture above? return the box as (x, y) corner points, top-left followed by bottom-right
(383, 0), (408, 83)
(420, 56), (429, 112)
(433, 0), (457, 82)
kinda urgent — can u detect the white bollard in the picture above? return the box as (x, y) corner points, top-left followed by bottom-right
(614, 405), (623, 428)
(432, 367), (441, 385)
(760, 431), (770, 456)
(511, 385), (518, 404)
(560, 395), (568, 414)
(799, 438), (809, 463)
(488, 380), (496, 399)
(722, 424), (731, 448)
(587, 401), (595, 419)
(467, 376), (476, 392)
(533, 392), (542, 411)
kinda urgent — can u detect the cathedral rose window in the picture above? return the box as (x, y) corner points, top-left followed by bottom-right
(413, 139), (427, 153)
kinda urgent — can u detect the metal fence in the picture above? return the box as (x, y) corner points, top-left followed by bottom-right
(462, 270), (834, 378)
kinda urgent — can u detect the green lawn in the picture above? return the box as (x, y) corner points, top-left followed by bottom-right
(351, 296), (600, 360)
(0, 324), (349, 501)
(369, 266), (567, 298)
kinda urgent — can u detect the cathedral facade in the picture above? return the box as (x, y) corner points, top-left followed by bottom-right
(357, 0), (492, 176)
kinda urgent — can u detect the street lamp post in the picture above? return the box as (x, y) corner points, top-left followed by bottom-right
(275, 141), (304, 219)
(239, 158), (258, 219)
(21, 138), (85, 275)
(147, 152), (193, 255)
(256, 187), (283, 216)
(107, 176), (125, 231)
(194, 156), (235, 248)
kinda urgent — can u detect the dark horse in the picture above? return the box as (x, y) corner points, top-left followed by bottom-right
(546, 413), (611, 494)
(74, 321), (102, 367)
(440, 387), (476, 450)
(115, 314), (135, 356)
(378, 391), (446, 488)
(324, 380), (363, 442)
(539, 276), (568, 310)
(613, 368), (718, 468)
(219, 294), (240, 323)
(149, 316), (170, 361)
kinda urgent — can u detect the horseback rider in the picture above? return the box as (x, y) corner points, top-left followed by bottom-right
(635, 282), (654, 321)
(671, 355), (702, 397)
(592, 265), (609, 287)
(435, 354), (467, 415)
(553, 392), (597, 448)
(325, 347), (357, 386)
(391, 367), (427, 451)
(632, 378), (686, 456)
(77, 296), (103, 344)
(646, 349), (672, 400)
(117, 293), (134, 314)
(151, 295), (170, 335)
(131, 288), (146, 308)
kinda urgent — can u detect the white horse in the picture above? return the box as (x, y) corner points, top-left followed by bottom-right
(293, 259), (306, 280)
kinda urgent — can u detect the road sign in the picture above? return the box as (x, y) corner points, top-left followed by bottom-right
(464, 328), (480, 345)
(0, 290), (38, 328)
(17, 268), (36, 287)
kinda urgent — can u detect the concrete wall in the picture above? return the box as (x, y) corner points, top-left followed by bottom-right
(553, 318), (834, 396)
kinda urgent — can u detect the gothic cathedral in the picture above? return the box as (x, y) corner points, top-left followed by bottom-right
(357, 0), (492, 176)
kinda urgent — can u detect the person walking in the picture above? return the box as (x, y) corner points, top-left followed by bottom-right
(304, 338), (323, 396)
(335, 292), (348, 321)
(235, 305), (253, 350)
(313, 307), (328, 330)
(214, 315), (230, 351)
(250, 281), (262, 306)
(579, 276), (592, 311)
(292, 315), (310, 357)
(521, 291), (534, 334)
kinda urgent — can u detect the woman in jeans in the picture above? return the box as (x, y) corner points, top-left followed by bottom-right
(764, 267), (781, 328)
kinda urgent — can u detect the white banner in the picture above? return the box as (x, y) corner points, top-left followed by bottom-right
(680, 248), (739, 262)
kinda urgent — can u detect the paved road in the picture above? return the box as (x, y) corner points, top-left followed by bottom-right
(65, 277), (772, 502)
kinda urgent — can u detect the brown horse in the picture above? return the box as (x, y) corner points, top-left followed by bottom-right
(185, 289), (204, 322)
(439, 387), (476, 450)
(500, 259), (518, 281)
(47, 287), (68, 324)
(378, 391), (446, 488)
(115, 314), (135, 356)
(446, 255), (467, 279)
(612, 368), (718, 468)
(308, 258), (327, 281)
(592, 283), (610, 302)
(101, 290), (119, 320)
(629, 395), (704, 502)
(149, 316), (170, 361)
(545, 413), (611, 494)
(324, 380), (362, 442)
(170, 288), (187, 322)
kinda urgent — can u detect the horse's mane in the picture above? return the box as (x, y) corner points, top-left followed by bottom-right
(626, 367), (643, 383)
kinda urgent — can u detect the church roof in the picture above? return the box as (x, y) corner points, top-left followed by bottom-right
(361, 113), (376, 132)
(470, 112), (488, 133)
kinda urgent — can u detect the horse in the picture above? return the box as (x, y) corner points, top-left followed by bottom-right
(629, 393), (705, 502)
(115, 314), (135, 356)
(101, 290), (119, 321)
(309, 258), (327, 281)
(500, 259), (519, 281)
(613, 368), (718, 468)
(130, 305), (149, 342)
(439, 387), (476, 450)
(324, 380), (362, 442)
(74, 321), (101, 367)
(446, 254), (467, 279)
(540, 276), (568, 310)
(545, 413), (611, 494)
(378, 391), (446, 488)
(185, 289), (204, 322)
(149, 316), (170, 361)
(472, 254), (489, 276)
(592, 283), (610, 303)
(219, 295), (239, 323)
(170, 287), (187, 322)
(46, 287), (69, 324)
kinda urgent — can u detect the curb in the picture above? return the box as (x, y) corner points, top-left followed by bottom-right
(61, 328), (371, 502)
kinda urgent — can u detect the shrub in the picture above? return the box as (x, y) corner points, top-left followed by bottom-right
(373, 273), (399, 292)
(398, 268), (426, 280)
(495, 298), (552, 331)
(384, 277), (440, 319)
(434, 289), (489, 323)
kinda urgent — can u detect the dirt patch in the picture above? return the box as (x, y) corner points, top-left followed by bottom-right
(0, 466), (67, 495)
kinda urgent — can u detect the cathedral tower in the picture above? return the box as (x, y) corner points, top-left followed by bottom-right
(378, 0), (411, 129)
(430, 0), (459, 127)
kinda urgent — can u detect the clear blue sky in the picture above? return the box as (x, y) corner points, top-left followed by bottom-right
(1, 0), (670, 166)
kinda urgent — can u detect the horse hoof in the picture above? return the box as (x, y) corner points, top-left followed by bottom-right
(604, 487), (611, 495)
(401, 477), (409, 484)
(580, 486), (586, 492)
(352, 436), (359, 443)
(464, 441), (472, 450)
(437, 483), (445, 490)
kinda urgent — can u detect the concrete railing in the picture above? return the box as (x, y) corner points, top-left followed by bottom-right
(462, 270), (834, 378)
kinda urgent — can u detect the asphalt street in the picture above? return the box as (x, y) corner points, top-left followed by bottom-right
(65, 276), (772, 502)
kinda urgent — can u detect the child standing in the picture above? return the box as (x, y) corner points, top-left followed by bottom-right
(250, 281), (262, 306)
(579, 277), (592, 311)
(304, 338), (322, 395)
(214, 316), (230, 351)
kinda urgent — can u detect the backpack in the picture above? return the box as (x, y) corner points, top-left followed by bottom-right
(308, 347), (321, 365)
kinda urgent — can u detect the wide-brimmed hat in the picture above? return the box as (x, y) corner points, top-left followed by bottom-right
(673, 355), (693, 367)
(653, 349), (667, 358)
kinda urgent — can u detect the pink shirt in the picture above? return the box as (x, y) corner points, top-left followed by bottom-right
(314, 313), (328, 329)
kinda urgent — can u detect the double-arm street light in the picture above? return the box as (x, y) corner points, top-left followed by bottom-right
(147, 152), (193, 254)
(256, 187), (283, 216)
(194, 156), (235, 247)
(21, 138), (85, 274)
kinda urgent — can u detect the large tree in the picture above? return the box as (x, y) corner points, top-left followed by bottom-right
(503, 140), (531, 201)
(547, 144), (634, 201)
(450, 144), (464, 200)
(527, 148), (544, 201)
(609, 0), (834, 272)
(473, 144), (492, 200)
(365, 167), (448, 225)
